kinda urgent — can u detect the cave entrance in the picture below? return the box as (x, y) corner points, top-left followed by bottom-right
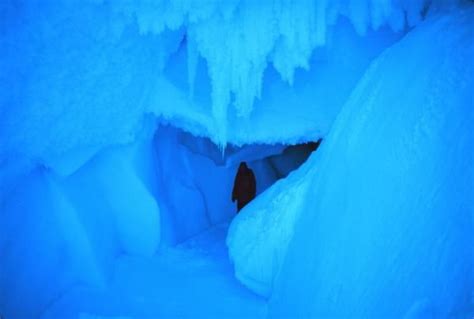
(153, 124), (321, 245)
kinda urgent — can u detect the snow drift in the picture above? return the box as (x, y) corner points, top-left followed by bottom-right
(263, 5), (472, 317)
(227, 152), (318, 297)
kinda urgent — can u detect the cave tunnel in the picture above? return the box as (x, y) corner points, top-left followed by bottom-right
(0, 121), (324, 318)
(152, 124), (322, 245)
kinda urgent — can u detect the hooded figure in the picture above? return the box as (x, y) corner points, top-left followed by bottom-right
(232, 162), (256, 212)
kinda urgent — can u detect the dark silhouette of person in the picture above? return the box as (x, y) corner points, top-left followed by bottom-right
(232, 162), (256, 212)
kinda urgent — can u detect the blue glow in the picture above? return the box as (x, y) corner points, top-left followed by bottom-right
(1, 1), (473, 318)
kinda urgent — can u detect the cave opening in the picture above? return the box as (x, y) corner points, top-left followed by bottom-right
(152, 124), (322, 245)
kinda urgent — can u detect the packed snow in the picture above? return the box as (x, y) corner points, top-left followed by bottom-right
(42, 223), (267, 319)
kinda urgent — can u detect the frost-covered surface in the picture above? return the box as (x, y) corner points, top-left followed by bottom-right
(0, 0), (421, 185)
(227, 152), (318, 297)
(0, 1), (182, 201)
(123, 0), (430, 144)
(264, 6), (473, 317)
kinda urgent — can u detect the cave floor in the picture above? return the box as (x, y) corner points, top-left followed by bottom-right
(43, 223), (267, 318)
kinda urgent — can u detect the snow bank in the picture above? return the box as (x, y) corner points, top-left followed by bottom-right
(227, 152), (319, 297)
(265, 5), (474, 317)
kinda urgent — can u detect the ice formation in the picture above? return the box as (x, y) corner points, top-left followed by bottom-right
(1, 0), (473, 318)
(1, 0), (430, 172)
(123, 0), (429, 145)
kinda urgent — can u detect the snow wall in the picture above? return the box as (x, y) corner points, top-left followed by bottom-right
(228, 4), (473, 317)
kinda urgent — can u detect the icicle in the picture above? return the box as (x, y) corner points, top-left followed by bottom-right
(186, 35), (198, 101)
(348, 0), (370, 35)
(125, 0), (435, 147)
(208, 58), (231, 149)
(315, 0), (328, 46)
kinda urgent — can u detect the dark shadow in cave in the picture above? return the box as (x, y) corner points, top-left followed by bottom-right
(153, 124), (322, 245)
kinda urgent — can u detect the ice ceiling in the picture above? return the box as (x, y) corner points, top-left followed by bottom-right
(126, 0), (428, 145)
(1, 0), (437, 176)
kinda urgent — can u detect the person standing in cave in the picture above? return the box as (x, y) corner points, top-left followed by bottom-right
(232, 162), (256, 213)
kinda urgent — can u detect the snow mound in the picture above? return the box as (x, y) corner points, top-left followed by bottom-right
(266, 5), (474, 317)
(227, 154), (318, 297)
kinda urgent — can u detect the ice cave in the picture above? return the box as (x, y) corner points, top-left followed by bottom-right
(0, 0), (473, 318)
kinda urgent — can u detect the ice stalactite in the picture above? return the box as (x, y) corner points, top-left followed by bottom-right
(186, 35), (199, 101)
(0, 0), (433, 157)
(125, 0), (431, 147)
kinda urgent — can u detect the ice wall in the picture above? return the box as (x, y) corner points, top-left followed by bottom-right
(0, 124), (162, 317)
(264, 5), (473, 317)
(0, 169), (104, 318)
